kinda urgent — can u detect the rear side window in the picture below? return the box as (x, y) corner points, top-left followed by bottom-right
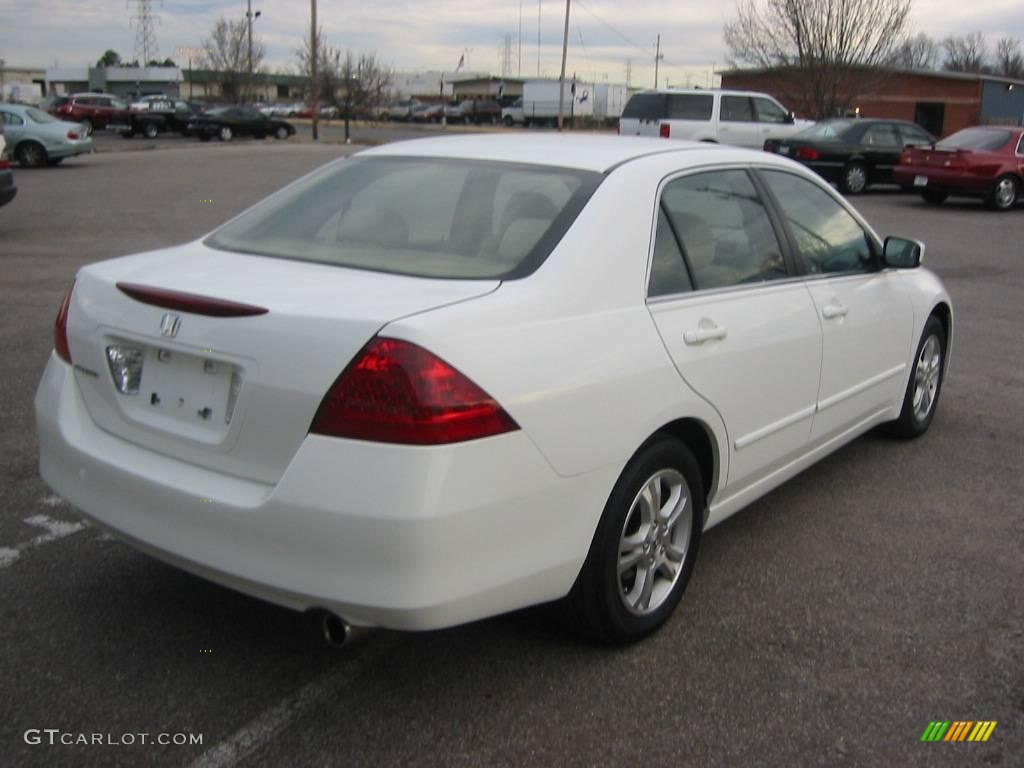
(720, 96), (754, 122)
(760, 170), (873, 275)
(667, 94), (713, 121)
(863, 125), (901, 147)
(648, 208), (694, 297)
(658, 170), (787, 290)
(622, 93), (666, 120)
(206, 157), (602, 280)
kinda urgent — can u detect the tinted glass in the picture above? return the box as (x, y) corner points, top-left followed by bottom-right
(666, 94), (713, 121)
(720, 96), (753, 122)
(752, 97), (787, 124)
(648, 208), (694, 297)
(660, 170), (786, 290)
(938, 128), (1012, 151)
(761, 170), (873, 275)
(897, 124), (931, 146)
(622, 93), (667, 119)
(2, 112), (25, 126)
(207, 157), (601, 279)
(796, 120), (856, 141)
(863, 125), (901, 147)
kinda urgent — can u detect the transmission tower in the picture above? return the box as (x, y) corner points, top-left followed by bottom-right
(501, 34), (513, 77)
(128, 0), (162, 65)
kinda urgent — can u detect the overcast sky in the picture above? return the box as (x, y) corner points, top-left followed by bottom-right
(2, 0), (1023, 86)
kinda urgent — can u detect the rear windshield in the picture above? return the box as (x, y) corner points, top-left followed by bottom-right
(205, 156), (602, 279)
(622, 93), (666, 120)
(937, 128), (1012, 152)
(796, 120), (856, 141)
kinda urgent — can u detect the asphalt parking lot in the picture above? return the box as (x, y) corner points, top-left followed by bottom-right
(1, 139), (1021, 768)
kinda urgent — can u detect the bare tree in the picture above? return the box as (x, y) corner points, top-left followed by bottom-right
(994, 37), (1024, 79)
(297, 33), (392, 141)
(202, 17), (265, 103)
(724, 0), (912, 119)
(894, 33), (940, 71)
(942, 32), (988, 73)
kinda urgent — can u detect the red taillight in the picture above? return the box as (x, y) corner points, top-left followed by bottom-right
(54, 281), (75, 364)
(310, 337), (519, 445)
(67, 130), (80, 140)
(795, 147), (819, 161)
(659, 123), (671, 138)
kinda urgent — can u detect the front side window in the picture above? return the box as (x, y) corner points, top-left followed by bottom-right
(760, 170), (874, 275)
(720, 96), (754, 122)
(207, 157), (601, 279)
(752, 97), (787, 124)
(658, 170), (787, 290)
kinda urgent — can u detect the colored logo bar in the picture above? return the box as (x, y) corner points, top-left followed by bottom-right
(921, 721), (997, 742)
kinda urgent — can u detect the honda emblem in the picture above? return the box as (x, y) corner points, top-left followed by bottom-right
(160, 313), (181, 338)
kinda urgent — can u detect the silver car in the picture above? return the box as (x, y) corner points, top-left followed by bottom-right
(0, 103), (93, 168)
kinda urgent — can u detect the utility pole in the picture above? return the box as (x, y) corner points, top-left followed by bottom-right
(518, 0), (523, 77)
(654, 34), (663, 89)
(556, 0), (570, 131)
(537, 0), (542, 77)
(625, 58), (632, 88)
(246, 0), (261, 104)
(311, 0), (318, 140)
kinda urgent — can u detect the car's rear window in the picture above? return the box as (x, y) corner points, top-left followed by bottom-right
(205, 156), (602, 279)
(667, 94), (713, 121)
(937, 128), (1012, 152)
(622, 94), (666, 120)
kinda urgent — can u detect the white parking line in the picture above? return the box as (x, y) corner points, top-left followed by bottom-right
(189, 642), (388, 768)
(0, 514), (88, 570)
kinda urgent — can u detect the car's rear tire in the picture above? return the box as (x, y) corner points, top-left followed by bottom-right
(566, 436), (703, 645)
(274, 126), (289, 140)
(218, 126), (233, 142)
(920, 188), (948, 205)
(986, 174), (1018, 212)
(887, 315), (946, 439)
(143, 122), (159, 139)
(841, 161), (868, 194)
(15, 141), (47, 168)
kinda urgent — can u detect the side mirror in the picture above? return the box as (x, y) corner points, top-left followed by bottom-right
(883, 236), (924, 269)
(785, 111), (795, 124)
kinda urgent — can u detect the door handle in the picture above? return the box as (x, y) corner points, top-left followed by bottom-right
(822, 301), (848, 319)
(684, 322), (728, 345)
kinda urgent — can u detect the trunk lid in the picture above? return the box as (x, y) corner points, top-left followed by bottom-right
(66, 241), (499, 484)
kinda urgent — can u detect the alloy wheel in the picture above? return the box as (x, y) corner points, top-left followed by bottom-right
(993, 177), (1017, 210)
(844, 164), (867, 194)
(912, 335), (942, 421)
(617, 469), (692, 616)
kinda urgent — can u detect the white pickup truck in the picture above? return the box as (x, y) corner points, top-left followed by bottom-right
(619, 88), (813, 149)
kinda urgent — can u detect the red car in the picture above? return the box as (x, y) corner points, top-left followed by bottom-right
(50, 93), (130, 134)
(894, 126), (1024, 211)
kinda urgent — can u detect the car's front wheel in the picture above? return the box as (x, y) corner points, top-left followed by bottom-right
(888, 315), (946, 438)
(841, 161), (868, 194)
(987, 174), (1019, 212)
(218, 125), (233, 142)
(567, 437), (703, 644)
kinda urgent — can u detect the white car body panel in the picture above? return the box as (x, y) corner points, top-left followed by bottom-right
(35, 135), (952, 631)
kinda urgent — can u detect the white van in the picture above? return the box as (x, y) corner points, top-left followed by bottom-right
(619, 88), (813, 149)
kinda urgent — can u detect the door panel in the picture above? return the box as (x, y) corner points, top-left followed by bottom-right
(650, 286), (822, 490)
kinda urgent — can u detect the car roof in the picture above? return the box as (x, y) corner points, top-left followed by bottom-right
(361, 134), (751, 173)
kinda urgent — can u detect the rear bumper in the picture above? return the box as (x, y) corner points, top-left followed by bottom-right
(893, 167), (994, 194)
(35, 355), (614, 630)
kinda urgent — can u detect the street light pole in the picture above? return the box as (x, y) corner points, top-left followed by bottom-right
(246, 0), (261, 104)
(311, 0), (319, 141)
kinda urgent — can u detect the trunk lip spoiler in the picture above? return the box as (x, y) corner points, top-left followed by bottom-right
(115, 282), (269, 317)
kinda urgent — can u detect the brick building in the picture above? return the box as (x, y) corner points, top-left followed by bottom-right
(720, 67), (1024, 137)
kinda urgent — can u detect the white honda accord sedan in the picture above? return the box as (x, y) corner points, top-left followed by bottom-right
(36, 135), (952, 644)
